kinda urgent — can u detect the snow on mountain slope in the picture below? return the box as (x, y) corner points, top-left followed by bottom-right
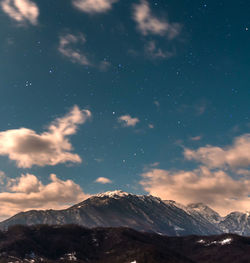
(186, 203), (222, 225)
(0, 190), (249, 236)
(164, 200), (222, 234)
(219, 211), (250, 235)
(0, 191), (221, 236)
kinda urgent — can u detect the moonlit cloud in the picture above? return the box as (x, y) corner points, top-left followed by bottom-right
(0, 173), (89, 220)
(58, 33), (91, 66)
(72, 0), (118, 14)
(58, 33), (110, 68)
(140, 166), (250, 216)
(133, 0), (181, 38)
(184, 134), (250, 169)
(1, 0), (39, 25)
(95, 177), (112, 184)
(141, 133), (250, 215)
(118, 115), (140, 127)
(0, 106), (91, 168)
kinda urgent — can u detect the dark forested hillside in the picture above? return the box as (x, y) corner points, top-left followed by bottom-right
(0, 225), (249, 263)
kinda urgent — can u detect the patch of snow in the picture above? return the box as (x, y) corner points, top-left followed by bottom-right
(65, 252), (77, 261)
(95, 190), (130, 199)
(174, 226), (185, 231)
(219, 238), (233, 245)
(94, 190), (162, 203)
(198, 237), (233, 246)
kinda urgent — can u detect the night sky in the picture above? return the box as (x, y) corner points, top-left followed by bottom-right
(0, 0), (249, 219)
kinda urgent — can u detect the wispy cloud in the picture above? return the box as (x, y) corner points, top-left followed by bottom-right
(118, 115), (140, 127)
(95, 177), (112, 184)
(133, 0), (181, 38)
(1, 0), (39, 25)
(58, 33), (111, 69)
(145, 40), (174, 59)
(0, 173), (89, 220)
(190, 135), (202, 141)
(58, 33), (91, 66)
(0, 106), (91, 168)
(72, 0), (118, 14)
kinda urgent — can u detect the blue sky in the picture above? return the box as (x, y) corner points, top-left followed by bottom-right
(0, 0), (249, 218)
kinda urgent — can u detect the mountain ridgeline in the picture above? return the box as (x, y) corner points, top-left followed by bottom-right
(0, 191), (249, 236)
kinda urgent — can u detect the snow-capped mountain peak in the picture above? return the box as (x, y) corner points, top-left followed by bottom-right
(0, 191), (250, 236)
(92, 190), (162, 203)
(94, 190), (130, 199)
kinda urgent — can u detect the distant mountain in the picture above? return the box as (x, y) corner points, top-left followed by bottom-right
(0, 191), (221, 236)
(186, 203), (222, 225)
(0, 225), (249, 263)
(219, 211), (250, 235)
(185, 204), (250, 236)
(0, 190), (249, 236)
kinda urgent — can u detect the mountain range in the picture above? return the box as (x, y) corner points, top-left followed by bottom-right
(0, 190), (249, 236)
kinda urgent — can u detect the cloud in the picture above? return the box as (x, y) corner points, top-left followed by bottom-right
(58, 33), (111, 69)
(0, 105), (91, 168)
(133, 0), (181, 38)
(140, 166), (250, 216)
(149, 162), (160, 167)
(145, 40), (174, 59)
(72, 0), (118, 14)
(95, 177), (112, 184)
(118, 115), (140, 127)
(1, 0), (39, 25)
(190, 135), (202, 141)
(141, 133), (250, 215)
(236, 169), (250, 176)
(184, 134), (250, 169)
(0, 173), (89, 220)
(58, 33), (91, 66)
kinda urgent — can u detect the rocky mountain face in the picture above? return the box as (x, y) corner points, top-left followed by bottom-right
(219, 212), (250, 235)
(0, 190), (249, 236)
(185, 203), (250, 236)
(0, 225), (250, 263)
(0, 191), (221, 236)
(186, 203), (222, 224)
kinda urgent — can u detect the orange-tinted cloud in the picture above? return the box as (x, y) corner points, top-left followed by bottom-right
(140, 166), (250, 216)
(1, 0), (39, 25)
(184, 134), (250, 168)
(72, 0), (118, 14)
(0, 106), (91, 168)
(0, 173), (89, 220)
(133, 0), (181, 38)
(118, 115), (139, 127)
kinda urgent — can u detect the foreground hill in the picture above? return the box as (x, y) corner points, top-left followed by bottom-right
(0, 191), (249, 236)
(0, 225), (249, 263)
